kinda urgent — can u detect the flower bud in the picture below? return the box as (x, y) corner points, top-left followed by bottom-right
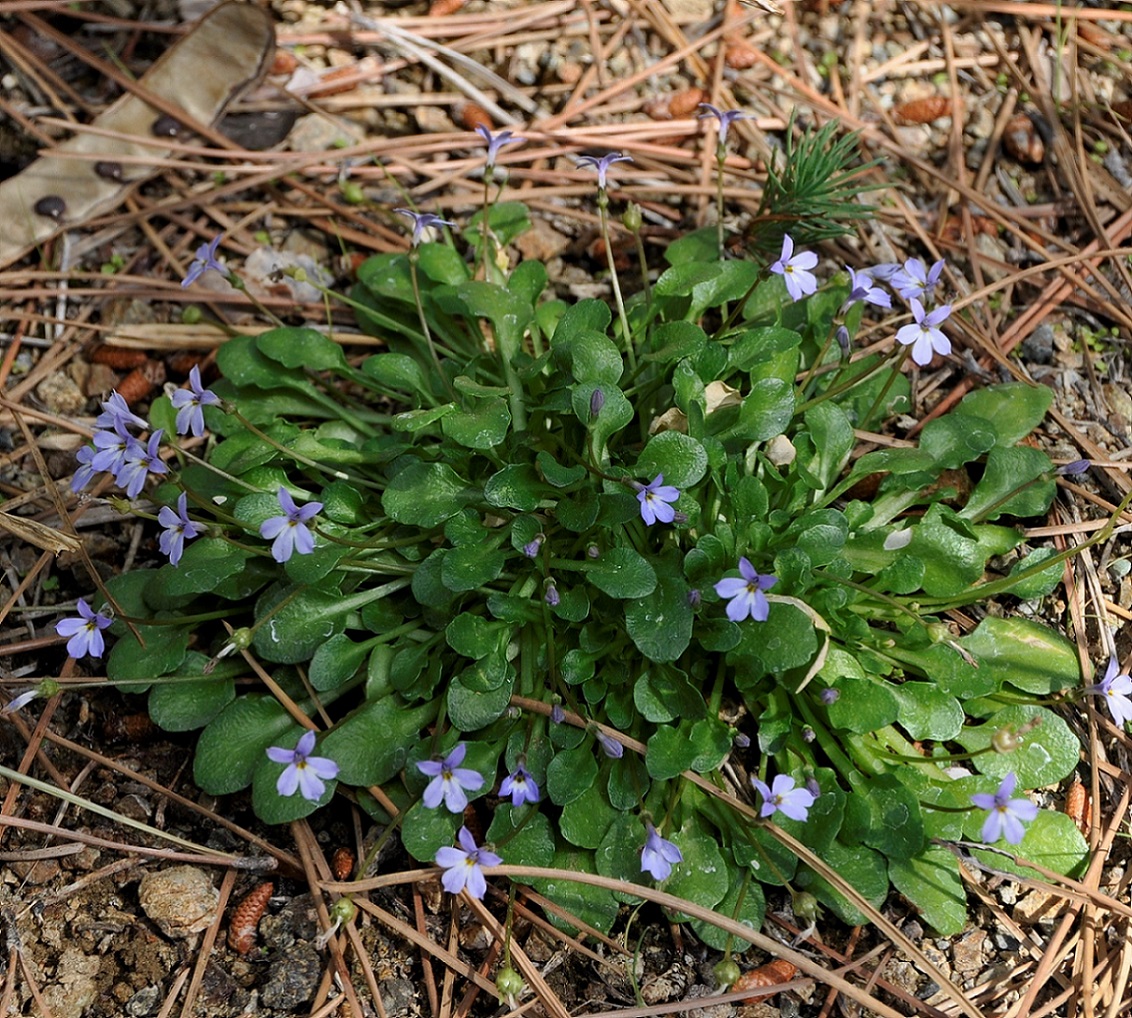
(835, 325), (852, 355)
(805, 776), (821, 798)
(791, 890), (820, 924)
(522, 534), (544, 559)
(544, 582), (560, 608)
(732, 730), (750, 749)
(181, 304), (203, 325)
(801, 725), (816, 743)
(713, 958), (741, 989)
(550, 704), (565, 725)
(926, 622), (952, 644)
(687, 588), (701, 608)
(622, 202), (643, 233)
(992, 726), (1022, 753)
(1057, 459), (1090, 477)
(819, 687), (839, 705)
(330, 897), (357, 924)
(586, 543), (601, 559)
(496, 967), (524, 1000)
(38, 678), (62, 698)
(589, 388), (605, 418)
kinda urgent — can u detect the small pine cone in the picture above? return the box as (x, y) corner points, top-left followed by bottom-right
(893, 96), (955, 125)
(270, 50), (298, 76)
(724, 40), (759, 70)
(228, 882), (273, 955)
(456, 101), (493, 133)
(115, 364), (159, 405)
(331, 847), (355, 880)
(733, 959), (798, 1002)
(1065, 779), (1089, 835)
(87, 345), (149, 370)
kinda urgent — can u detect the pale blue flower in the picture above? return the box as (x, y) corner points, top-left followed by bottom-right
(90, 422), (133, 475)
(115, 430), (167, 499)
(435, 826), (501, 899)
(1090, 658), (1132, 727)
(417, 743), (485, 813)
(499, 763), (539, 807)
(260, 487), (323, 563)
(265, 730), (339, 801)
(576, 152), (633, 190)
(55, 598), (112, 659)
(891, 256), (945, 301)
(94, 391), (148, 432)
(640, 823), (682, 880)
(394, 209), (456, 247)
(475, 125), (524, 169)
(843, 267), (892, 312)
(970, 772), (1037, 845)
(697, 103), (747, 147)
(752, 774), (815, 822)
(181, 235), (226, 287)
(636, 474), (680, 526)
(158, 492), (204, 566)
(71, 444), (98, 493)
(896, 299), (952, 366)
(769, 234), (818, 302)
(170, 365), (221, 438)
(714, 557), (777, 622)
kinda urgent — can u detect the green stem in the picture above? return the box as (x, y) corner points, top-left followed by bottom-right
(596, 191), (636, 373)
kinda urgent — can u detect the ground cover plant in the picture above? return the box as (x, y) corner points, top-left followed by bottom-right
(40, 111), (1109, 989)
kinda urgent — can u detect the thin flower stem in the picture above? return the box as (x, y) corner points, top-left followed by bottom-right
(408, 252), (457, 401)
(596, 195), (636, 373)
(858, 345), (911, 432)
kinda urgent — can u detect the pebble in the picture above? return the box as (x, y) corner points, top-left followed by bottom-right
(261, 943), (321, 1009)
(1012, 889), (1060, 925)
(137, 865), (219, 938)
(951, 929), (987, 977)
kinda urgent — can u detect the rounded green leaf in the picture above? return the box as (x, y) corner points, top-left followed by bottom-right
(968, 810), (1087, 879)
(959, 382), (1052, 446)
(401, 800), (461, 864)
(383, 461), (472, 527)
(635, 431), (708, 489)
(486, 808), (554, 867)
(732, 378), (795, 442)
(194, 694), (293, 794)
(625, 567), (692, 663)
(147, 657), (235, 732)
(645, 725), (697, 780)
(957, 704), (1078, 787)
(891, 681), (962, 740)
(587, 548), (657, 599)
(531, 847), (619, 935)
(252, 584), (347, 664)
(441, 398), (511, 449)
(322, 697), (438, 786)
(888, 846), (967, 936)
(257, 326), (347, 372)
(960, 616), (1079, 694)
(547, 746), (598, 805)
(361, 352), (430, 396)
(107, 624), (190, 692)
(447, 669), (515, 730)
(441, 543), (505, 592)
(310, 634), (368, 691)
(561, 785), (619, 848)
(663, 821), (729, 920)
(689, 867), (765, 950)
(484, 464), (547, 510)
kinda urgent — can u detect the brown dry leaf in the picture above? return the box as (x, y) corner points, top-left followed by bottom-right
(0, 512), (81, 556)
(429, 0), (468, 15)
(893, 96), (956, 125)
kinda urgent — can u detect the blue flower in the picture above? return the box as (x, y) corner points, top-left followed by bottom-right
(891, 256), (945, 302)
(71, 444), (98, 493)
(751, 774), (815, 822)
(475, 125), (524, 169)
(435, 826), (501, 900)
(394, 208), (456, 247)
(1, 688), (39, 715)
(1057, 459), (1091, 477)
(714, 557), (777, 622)
(595, 730), (624, 759)
(640, 823), (683, 880)
(55, 598), (112, 659)
(769, 234), (819, 302)
(843, 267), (891, 312)
(636, 474), (680, 526)
(115, 430), (167, 499)
(260, 487), (323, 563)
(265, 730), (339, 802)
(895, 299), (952, 366)
(1089, 658), (1132, 727)
(181, 235), (226, 287)
(170, 365), (222, 438)
(970, 772), (1037, 845)
(697, 103), (747, 147)
(417, 743), (485, 813)
(94, 391), (148, 432)
(90, 422), (134, 476)
(576, 152), (633, 190)
(158, 492), (205, 566)
(522, 534), (544, 559)
(499, 763), (539, 806)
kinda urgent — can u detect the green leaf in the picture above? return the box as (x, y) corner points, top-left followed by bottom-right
(891, 681), (963, 740)
(466, 200), (532, 248)
(957, 705), (1078, 787)
(1002, 548), (1063, 600)
(729, 327), (802, 372)
(663, 820), (729, 919)
(797, 839), (887, 926)
(391, 405), (455, 433)
(194, 694), (293, 794)
(826, 676), (899, 734)
(572, 383), (633, 450)
(595, 813), (646, 895)
(310, 634), (368, 691)
(252, 584), (347, 664)
(457, 281), (532, 360)
(730, 378), (795, 441)
(968, 810), (1088, 879)
(961, 617), (1079, 694)
(645, 725), (697, 780)
(257, 327), (347, 372)
(147, 656), (235, 731)
(107, 623), (190, 692)
(857, 774), (925, 860)
(552, 298), (612, 345)
(588, 547), (657, 599)
(446, 614), (505, 659)
(690, 867), (765, 950)
(645, 321), (707, 363)
(554, 329), (624, 386)
(441, 542), (505, 592)
(625, 558), (692, 662)
(383, 461), (473, 527)
(908, 504), (988, 597)
(801, 403), (854, 489)
(919, 412), (997, 469)
(959, 382), (1052, 446)
(688, 718), (733, 772)
(322, 698), (438, 785)
(560, 785), (619, 848)
(732, 602), (817, 676)
(547, 746), (598, 805)
(888, 846), (967, 935)
(486, 808), (554, 868)
(531, 848), (619, 935)
(441, 398), (511, 449)
(145, 540), (251, 601)
(959, 446), (1055, 521)
(633, 669), (705, 724)
(361, 352), (431, 397)
(635, 431), (708, 489)
(401, 800), (461, 864)
(448, 666), (515, 730)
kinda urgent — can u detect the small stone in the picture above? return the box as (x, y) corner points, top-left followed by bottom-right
(1021, 325), (1054, 366)
(992, 932), (1020, 951)
(1013, 889), (1061, 924)
(137, 865), (219, 938)
(951, 929), (986, 977)
(10, 858), (61, 884)
(34, 195), (66, 219)
(125, 986), (161, 1017)
(261, 944), (321, 1009)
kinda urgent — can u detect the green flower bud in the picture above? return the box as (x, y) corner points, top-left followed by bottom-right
(330, 897), (357, 924)
(38, 678), (62, 698)
(495, 966), (524, 999)
(992, 727), (1022, 753)
(622, 202), (643, 233)
(181, 305), (203, 325)
(713, 958), (740, 989)
(792, 890), (819, 924)
(340, 181), (366, 205)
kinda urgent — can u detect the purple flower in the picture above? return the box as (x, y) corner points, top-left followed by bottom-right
(896, 299), (952, 366)
(181, 235), (226, 288)
(475, 125), (524, 169)
(55, 598), (112, 659)
(550, 704), (566, 725)
(595, 730), (624, 759)
(435, 826), (501, 900)
(697, 103), (747, 147)
(640, 822), (683, 880)
(589, 387), (605, 418)
(820, 687), (840, 704)
(158, 492), (205, 566)
(576, 152), (633, 190)
(891, 257), (945, 301)
(714, 557), (777, 623)
(394, 208), (456, 247)
(260, 487), (323, 563)
(544, 582), (560, 608)
(636, 474), (680, 526)
(751, 774), (816, 822)
(769, 233), (819, 302)
(2, 688), (39, 715)
(94, 391), (148, 432)
(869, 262), (901, 281)
(90, 422), (134, 475)
(170, 365), (222, 438)
(1089, 658), (1132, 727)
(970, 772), (1038, 845)
(265, 730), (339, 802)
(417, 743), (485, 813)
(499, 763), (539, 807)
(1057, 459), (1091, 477)
(522, 535), (544, 559)
(115, 430), (168, 499)
(843, 267), (892, 312)
(71, 444), (98, 493)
